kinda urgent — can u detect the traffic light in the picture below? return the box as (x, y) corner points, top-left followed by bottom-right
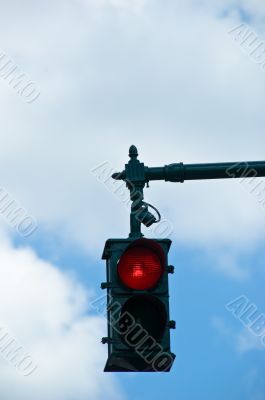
(101, 237), (176, 372)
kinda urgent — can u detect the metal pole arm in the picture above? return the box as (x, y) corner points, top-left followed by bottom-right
(112, 157), (265, 184)
(111, 146), (265, 237)
(146, 161), (265, 182)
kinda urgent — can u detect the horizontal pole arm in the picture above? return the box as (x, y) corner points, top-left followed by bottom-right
(112, 161), (265, 183)
(147, 161), (265, 182)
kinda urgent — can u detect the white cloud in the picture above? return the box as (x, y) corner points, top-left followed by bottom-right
(0, 231), (124, 400)
(236, 329), (264, 353)
(79, 0), (149, 12)
(174, 0), (265, 21)
(0, 0), (264, 276)
(212, 316), (265, 354)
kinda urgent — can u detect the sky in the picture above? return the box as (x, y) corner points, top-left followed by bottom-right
(0, 0), (265, 399)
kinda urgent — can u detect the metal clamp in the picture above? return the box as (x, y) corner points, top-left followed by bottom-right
(167, 265), (175, 274)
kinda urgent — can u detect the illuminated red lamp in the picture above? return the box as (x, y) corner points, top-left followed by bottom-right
(117, 239), (164, 290)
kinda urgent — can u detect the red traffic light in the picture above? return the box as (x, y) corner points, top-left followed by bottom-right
(117, 239), (164, 290)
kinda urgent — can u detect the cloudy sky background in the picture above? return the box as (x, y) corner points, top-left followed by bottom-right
(0, 0), (265, 399)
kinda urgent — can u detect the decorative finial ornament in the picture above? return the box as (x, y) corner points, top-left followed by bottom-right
(129, 145), (138, 159)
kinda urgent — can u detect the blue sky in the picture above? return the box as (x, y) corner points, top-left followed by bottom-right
(0, 0), (265, 399)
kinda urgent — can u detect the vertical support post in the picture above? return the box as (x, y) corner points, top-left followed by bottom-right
(129, 183), (144, 238)
(125, 146), (145, 238)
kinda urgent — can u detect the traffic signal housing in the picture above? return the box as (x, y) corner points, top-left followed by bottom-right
(101, 237), (175, 372)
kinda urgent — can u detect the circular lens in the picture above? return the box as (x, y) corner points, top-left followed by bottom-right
(120, 295), (167, 341)
(118, 246), (163, 290)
